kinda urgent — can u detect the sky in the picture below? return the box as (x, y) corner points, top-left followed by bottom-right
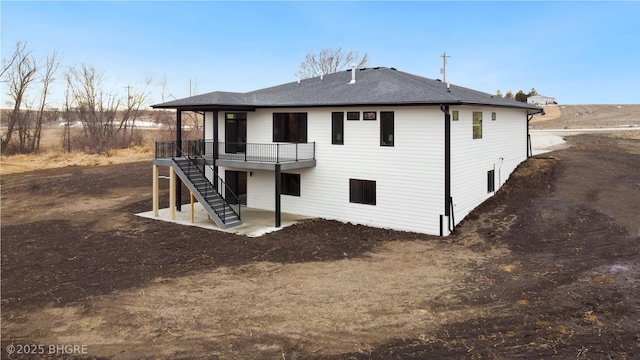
(1, 1), (639, 108)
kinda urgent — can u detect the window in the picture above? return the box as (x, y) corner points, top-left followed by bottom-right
(332, 112), (344, 145)
(363, 111), (376, 120)
(452, 110), (459, 121)
(491, 112), (496, 121)
(380, 111), (394, 146)
(349, 179), (376, 205)
(472, 111), (483, 139)
(273, 113), (307, 143)
(487, 170), (495, 193)
(281, 173), (300, 196)
(347, 111), (360, 120)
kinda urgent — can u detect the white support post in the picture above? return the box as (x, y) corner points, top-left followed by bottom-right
(169, 167), (176, 220)
(153, 165), (159, 217)
(190, 192), (195, 223)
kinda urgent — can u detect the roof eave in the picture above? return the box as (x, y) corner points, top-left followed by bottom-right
(151, 104), (257, 112)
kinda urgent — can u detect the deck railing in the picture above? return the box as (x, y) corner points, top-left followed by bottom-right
(156, 140), (316, 163)
(156, 141), (241, 222)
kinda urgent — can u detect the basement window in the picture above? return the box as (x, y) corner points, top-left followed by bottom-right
(281, 173), (301, 196)
(349, 179), (376, 205)
(487, 170), (495, 193)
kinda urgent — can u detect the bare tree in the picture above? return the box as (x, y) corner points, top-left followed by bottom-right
(1, 42), (60, 154)
(32, 51), (60, 153)
(1, 42), (38, 151)
(296, 47), (369, 80)
(0, 41), (23, 79)
(65, 64), (151, 154)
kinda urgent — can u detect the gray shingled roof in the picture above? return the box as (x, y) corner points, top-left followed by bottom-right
(152, 67), (541, 112)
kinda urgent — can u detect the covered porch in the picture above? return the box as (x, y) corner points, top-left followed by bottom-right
(152, 138), (316, 230)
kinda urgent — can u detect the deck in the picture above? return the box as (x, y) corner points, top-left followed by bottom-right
(155, 140), (316, 170)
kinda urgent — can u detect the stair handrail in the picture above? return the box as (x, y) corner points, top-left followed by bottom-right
(181, 141), (241, 221)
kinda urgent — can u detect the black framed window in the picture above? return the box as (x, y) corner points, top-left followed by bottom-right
(349, 179), (376, 205)
(380, 111), (394, 146)
(487, 170), (495, 193)
(281, 173), (301, 196)
(452, 110), (459, 121)
(273, 113), (307, 143)
(347, 111), (360, 120)
(363, 111), (376, 120)
(332, 112), (344, 145)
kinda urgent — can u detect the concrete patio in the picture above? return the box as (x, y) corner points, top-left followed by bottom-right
(136, 203), (311, 237)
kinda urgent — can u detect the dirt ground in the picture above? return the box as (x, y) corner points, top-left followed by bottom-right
(2, 132), (639, 359)
(530, 104), (640, 129)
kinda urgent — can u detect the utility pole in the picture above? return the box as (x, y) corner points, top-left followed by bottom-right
(440, 52), (450, 83)
(125, 85), (132, 108)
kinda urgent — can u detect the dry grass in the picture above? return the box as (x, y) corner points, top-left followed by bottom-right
(531, 104), (640, 129)
(0, 125), (172, 175)
(0, 145), (154, 176)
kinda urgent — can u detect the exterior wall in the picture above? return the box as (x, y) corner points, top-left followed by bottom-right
(449, 106), (528, 225)
(217, 107), (446, 235)
(204, 112), (215, 141)
(203, 112), (215, 181)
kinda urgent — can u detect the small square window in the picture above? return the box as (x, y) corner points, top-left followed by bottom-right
(363, 111), (377, 120)
(281, 173), (300, 196)
(452, 110), (459, 121)
(347, 112), (360, 120)
(349, 179), (376, 205)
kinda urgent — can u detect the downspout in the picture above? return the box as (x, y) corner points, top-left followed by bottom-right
(439, 104), (452, 236)
(275, 164), (282, 228)
(527, 113), (533, 158)
(527, 108), (544, 158)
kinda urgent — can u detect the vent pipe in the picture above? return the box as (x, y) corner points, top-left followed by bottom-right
(349, 63), (356, 84)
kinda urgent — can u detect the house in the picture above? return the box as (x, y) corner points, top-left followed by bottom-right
(151, 66), (541, 236)
(527, 94), (556, 105)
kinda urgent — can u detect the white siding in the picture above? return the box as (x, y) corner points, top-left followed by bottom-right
(204, 112), (215, 141)
(214, 106), (528, 235)
(218, 107), (446, 234)
(449, 106), (528, 225)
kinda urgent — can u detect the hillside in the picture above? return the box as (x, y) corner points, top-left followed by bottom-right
(530, 104), (640, 129)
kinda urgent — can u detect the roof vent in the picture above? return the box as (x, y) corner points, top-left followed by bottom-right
(349, 63), (356, 84)
(390, 67), (397, 71)
(447, 82), (451, 93)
